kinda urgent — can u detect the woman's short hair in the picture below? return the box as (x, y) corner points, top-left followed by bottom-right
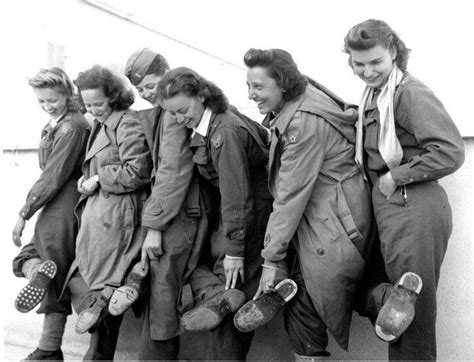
(29, 67), (82, 111)
(75, 65), (135, 110)
(343, 19), (411, 72)
(243, 48), (307, 102)
(157, 67), (228, 114)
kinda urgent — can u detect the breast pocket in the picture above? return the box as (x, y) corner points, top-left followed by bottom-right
(364, 118), (379, 151)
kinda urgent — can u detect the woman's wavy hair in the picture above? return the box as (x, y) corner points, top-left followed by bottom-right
(74, 65), (135, 110)
(28, 67), (82, 112)
(343, 19), (411, 72)
(243, 48), (307, 102)
(157, 67), (228, 114)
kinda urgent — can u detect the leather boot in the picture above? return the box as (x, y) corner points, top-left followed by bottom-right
(234, 279), (297, 332)
(15, 260), (57, 313)
(23, 347), (63, 361)
(181, 289), (246, 332)
(108, 261), (149, 316)
(375, 272), (422, 342)
(75, 286), (114, 334)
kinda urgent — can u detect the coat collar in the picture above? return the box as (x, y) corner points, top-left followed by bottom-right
(268, 85), (358, 170)
(85, 110), (127, 161)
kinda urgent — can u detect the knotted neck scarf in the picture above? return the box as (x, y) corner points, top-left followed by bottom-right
(355, 64), (404, 176)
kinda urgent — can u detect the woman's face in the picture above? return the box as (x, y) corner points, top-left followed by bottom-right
(81, 88), (112, 122)
(246, 66), (285, 115)
(135, 73), (162, 106)
(349, 45), (397, 89)
(33, 87), (68, 118)
(162, 92), (205, 129)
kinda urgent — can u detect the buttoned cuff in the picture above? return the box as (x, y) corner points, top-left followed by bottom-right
(19, 195), (39, 220)
(225, 238), (245, 258)
(261, 233), (288, 262)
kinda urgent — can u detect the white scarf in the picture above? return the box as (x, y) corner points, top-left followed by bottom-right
(355, 64), (404, 175)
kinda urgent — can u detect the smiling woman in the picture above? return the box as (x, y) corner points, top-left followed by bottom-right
(343, 19), (465, 360)
(11, 67), (90, 360)
(62, 64), (152, 360)
(157, 66), (274, 360)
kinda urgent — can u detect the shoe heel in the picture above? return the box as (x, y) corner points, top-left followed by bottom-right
(397, 272), (422, 294)
(275, 279), (298, 303)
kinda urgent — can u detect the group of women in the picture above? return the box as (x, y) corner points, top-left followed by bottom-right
(11, 19), (464, 361)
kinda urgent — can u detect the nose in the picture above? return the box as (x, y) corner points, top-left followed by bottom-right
(363, 65), (375, 78)
(248, 88), (256, 101)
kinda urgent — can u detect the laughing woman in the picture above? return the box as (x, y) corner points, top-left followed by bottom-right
(343, 19), (464, 360)
(244, 48), (379, 360)
(157, 67), (273, 360)
(65, 65), (152, 360)
(12, 67), (90, 360)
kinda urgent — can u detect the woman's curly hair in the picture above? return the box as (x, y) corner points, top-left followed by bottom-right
(29, 67), (82, 112)
(75, 65), (135, 110)
(243, 48), (307, 102)
(157, 67), (228, 114)
(343, 19), (411, 72)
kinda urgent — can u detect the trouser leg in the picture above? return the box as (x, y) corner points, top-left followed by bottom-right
(284, 266), (330, 358)
(22, 257), (43, 280)
(83, 314), (123, 361)
(373, 181), (451, 360)
(138, 304), (180, 360)
(198, 315), (253, 361)
(38, 313), (67, 351)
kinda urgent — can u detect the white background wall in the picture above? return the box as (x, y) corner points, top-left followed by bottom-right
(1, 0), (473, 359)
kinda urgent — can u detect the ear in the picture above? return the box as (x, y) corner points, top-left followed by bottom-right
(390, 46), (398, 61)
(198, 95), (205, 104)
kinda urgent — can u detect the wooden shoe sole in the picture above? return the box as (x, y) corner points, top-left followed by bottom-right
(375, 272), (422, 342)
(234, 279), (298, 332)
(108, 286), (139, 316)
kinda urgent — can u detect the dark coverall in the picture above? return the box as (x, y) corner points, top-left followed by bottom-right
(188, 108), (273, 360)
(136, 107), (209, 360)
(12, 110), (90, 315)
(362, 73), (464, 360)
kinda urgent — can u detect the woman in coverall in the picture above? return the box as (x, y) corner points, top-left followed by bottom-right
(63, 65), (152, 360)
(12, 67), (90, 360)
(245, 48), (379, 360)
(157, 67), (273, 360)
(343, 19), (464, 360)
(117, 48), (208, 360)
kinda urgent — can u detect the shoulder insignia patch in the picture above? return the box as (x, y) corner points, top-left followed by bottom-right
(211, 133), (223, 149)
(287, 127), (300, 144)
(60, 123), (73, 134)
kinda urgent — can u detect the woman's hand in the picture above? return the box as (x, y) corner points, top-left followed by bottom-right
(12, 216), (26, 247)
(140, 229), (163, 266)
(378, 171), (397, 199)
(253, 260), (279, 300)
(80, 175), (100, 196)
(224, 256), (244, 290)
